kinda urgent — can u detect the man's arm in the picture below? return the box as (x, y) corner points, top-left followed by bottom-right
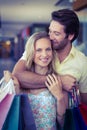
(12, 59), (76, 90)
(12, 60), (46, 89)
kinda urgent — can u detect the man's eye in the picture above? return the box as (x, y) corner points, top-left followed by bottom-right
(54, 32), (60, 36)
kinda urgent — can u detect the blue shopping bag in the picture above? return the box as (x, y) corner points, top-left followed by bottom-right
(19, 94), (36, 130)
(63, 88), (87, 130)
(63, 108), (76, 130)
(73, 107), (87, 130)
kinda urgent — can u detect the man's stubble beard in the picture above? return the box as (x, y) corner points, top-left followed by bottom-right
(52, 40), (68, 51)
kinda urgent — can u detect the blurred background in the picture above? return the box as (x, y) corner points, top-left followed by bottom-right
(0, 0), (87, 78)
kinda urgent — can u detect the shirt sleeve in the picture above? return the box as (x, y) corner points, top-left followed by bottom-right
(20, 51), (26, 60)
(79, 59), (87, 93)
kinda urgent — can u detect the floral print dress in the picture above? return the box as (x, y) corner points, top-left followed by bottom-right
(28, 89), (57, 130)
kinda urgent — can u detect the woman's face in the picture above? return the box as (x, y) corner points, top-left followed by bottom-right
(34, 38), (52, 68)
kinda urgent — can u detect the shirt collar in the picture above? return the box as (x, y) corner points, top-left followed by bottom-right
(54, 45), (77, 63)
(54, 45), (76, 57)
(69, 45), (76, 57)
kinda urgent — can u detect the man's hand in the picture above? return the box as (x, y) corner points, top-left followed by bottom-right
(60, 74), (77, 92)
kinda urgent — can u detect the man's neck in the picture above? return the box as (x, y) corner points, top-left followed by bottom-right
(56, 44), (72, 63)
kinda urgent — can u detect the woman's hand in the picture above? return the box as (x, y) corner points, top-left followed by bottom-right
(4, 70), (12, 82)
(45, 73), (63, 99)
(4, 70), (22, 94)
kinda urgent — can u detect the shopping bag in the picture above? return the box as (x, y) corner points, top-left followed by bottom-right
(73, 107), (87, 130)
(63, 108), (76, 130)
(79, 103), (87, 125)
(20, 94), (36, 130)
(2, 95), (20, 130)
(63, 88), (87, 130)
(2, 94), (36, 130)
(0, 94), (14, 130)
(0, 77), (15, 102)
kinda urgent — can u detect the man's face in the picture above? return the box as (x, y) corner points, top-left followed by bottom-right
(49, 20), (69, 51)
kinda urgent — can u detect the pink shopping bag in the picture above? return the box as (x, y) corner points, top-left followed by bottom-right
(0, 94), (14, 130)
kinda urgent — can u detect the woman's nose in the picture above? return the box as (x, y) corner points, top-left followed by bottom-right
(42, 51), (47, 56)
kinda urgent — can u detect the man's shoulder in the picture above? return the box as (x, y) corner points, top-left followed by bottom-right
(74, 46), (87, 59)
(75, 49), (87, 69)
(70, 46), (87, 69)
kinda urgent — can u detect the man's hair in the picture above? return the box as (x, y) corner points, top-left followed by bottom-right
(51, 9), (80, 42)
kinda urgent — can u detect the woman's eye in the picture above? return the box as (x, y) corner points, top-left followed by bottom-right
(36, 49), (41, 52)
(36, 48), (52, 52)
(46, 48), (52, 51)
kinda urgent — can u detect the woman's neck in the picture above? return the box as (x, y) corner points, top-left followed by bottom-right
(35, 65), (48, 75)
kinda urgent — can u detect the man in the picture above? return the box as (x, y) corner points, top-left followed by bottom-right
(12, 9), (87, 104)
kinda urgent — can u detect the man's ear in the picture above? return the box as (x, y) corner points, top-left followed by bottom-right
(68, 34), (74, 41)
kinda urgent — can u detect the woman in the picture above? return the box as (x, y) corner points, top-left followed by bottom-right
(23, 31), (68, 129)
(4, 31), (68, 129)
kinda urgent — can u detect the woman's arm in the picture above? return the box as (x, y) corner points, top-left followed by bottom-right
(56, 90), (68, 127)
(45, 74), (68, 127)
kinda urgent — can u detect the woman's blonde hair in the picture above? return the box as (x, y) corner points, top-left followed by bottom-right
(25, 31), (56, 74)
